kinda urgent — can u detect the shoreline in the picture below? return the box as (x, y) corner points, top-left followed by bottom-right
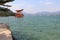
(0, 23), (15, 40)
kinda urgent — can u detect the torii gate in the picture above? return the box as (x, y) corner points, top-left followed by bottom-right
(15, 9), (24, 18)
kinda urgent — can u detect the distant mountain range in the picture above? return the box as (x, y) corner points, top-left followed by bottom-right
(35, 11), (60, 16)
(23, 11), (60, 16)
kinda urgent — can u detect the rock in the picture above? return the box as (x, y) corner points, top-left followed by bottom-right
(0, 23), (13, 40)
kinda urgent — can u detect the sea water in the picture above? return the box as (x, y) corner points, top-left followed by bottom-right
(0, 16), (60, 40)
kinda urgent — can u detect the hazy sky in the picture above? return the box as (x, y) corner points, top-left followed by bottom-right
(8, 0), (60, 14)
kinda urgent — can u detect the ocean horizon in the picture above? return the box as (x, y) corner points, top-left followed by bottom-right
(0, 16), (60, 40)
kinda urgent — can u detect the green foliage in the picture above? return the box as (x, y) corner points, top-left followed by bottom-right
(0, 0), (15, 17)
(0, 7), (15, 16)
(0, 0), (14, 5)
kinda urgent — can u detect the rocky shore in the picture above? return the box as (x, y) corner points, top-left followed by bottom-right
(0, 23), (15, 40)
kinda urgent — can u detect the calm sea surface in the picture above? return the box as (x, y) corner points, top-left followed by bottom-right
(0, 16), (60, 40)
